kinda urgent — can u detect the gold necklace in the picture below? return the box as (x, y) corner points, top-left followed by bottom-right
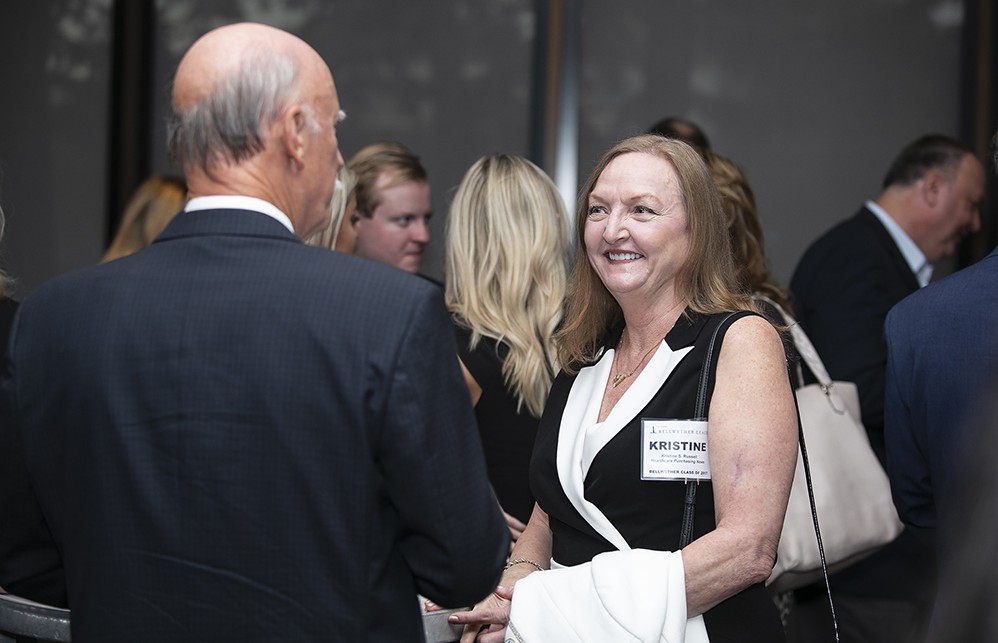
(611, 332), (661, 388)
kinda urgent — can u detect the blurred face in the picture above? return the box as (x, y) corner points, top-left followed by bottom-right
(334, 194), (358, 254)
(584, 152), (690, 304)
(925, 154), (985, 262)
(353, 174), (432, 272)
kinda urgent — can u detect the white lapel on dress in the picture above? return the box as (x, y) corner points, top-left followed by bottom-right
(556, 340), (693, 552)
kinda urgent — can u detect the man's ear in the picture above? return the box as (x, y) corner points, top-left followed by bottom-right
(280, 105), (308, 170)
(920, 169), (945, 207)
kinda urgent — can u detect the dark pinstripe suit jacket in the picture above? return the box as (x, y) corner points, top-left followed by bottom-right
(0, 209), (508, 642)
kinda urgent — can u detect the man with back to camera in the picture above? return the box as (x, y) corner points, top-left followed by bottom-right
(788, 134), (986, 642)
(348, 141), (434, 274)
(0, 22), (508, 642)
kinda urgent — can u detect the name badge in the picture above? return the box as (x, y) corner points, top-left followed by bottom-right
(640, 418), (711, 481)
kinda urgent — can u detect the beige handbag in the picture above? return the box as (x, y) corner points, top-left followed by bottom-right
(764, 300), (904, 593)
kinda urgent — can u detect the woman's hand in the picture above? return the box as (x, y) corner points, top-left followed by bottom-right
(450, 584), (515, 643)
(449, 503), (551, 639)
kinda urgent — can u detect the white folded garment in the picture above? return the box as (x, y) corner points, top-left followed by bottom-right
(506, 548), (709, 643)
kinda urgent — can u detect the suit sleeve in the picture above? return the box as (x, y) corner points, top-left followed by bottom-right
(378, 288), (508, 606)
(0, 313), (68, 607)
(884, 307), (935, 546)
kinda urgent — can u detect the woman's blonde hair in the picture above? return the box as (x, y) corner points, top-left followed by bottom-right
(102, 176), (187, 262)
(557, 134), (751, 372)
(307, 166), (358, 250)
(445, 154), (570, 417)
(705, 150), (792, 313)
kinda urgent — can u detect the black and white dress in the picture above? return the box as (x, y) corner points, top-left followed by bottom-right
(530, 309), (787, 643)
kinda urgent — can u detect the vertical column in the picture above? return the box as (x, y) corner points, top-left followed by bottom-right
(105, 0), (155, 244)
(958, 0), (997, 265)
(530, 0), (581, 228)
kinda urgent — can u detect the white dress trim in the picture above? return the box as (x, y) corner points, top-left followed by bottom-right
(556, 339), (694, 551)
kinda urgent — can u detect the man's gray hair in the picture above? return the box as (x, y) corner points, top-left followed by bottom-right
(167, 49), (303, 173)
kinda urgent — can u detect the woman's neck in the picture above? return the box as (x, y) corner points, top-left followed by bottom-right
(618, 297), (686, 351)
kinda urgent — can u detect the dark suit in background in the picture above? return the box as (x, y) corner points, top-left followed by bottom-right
(791, 206), (919, 463)
(0, 208), (508, 641)
(788, 206), (933, 642)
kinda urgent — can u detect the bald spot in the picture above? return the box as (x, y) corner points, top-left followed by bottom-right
(172, 22), (328, 112)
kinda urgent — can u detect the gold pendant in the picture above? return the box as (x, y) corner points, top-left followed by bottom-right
(611, 372), (625, 388)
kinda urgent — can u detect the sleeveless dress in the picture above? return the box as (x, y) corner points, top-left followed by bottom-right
(530, 310), (787, 642)
(453, 321), (538, 524)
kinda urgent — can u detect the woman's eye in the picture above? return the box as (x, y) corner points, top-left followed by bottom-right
(587, 205), (608, 219)
(635, 205), (655, 215)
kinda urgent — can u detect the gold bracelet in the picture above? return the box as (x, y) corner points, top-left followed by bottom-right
(504, 558), (544, 572)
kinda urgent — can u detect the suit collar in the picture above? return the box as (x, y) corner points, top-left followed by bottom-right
(185, 196), (295, 233)
(856, 206), (921, 291)
(155, 209), (302, 245)
(864, 201), (930, 285)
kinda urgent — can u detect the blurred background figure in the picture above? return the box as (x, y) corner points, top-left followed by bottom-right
(788, 134), (985, 643)
(101, 176), (187, 262)
(648, 116), (711, 152)
(1, 204), (16, 365)
(704, 149), (792, 316)
(347, 141), (432, 273)
(445, 153), (570, 539)
(307, 166), (359, 254)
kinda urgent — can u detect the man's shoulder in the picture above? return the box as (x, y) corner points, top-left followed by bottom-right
(792, 208), (886, 287)
(890, 247), (998, 322)
(798, 208), (881, 261)
(289, 250), (448, 333)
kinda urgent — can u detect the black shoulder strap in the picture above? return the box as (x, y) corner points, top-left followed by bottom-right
(679, 311), (740, 548)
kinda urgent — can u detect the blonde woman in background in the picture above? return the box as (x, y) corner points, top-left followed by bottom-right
(446, 154), (570, 540)
(102, 176), (187, 262)
(307, 166), (359, 253)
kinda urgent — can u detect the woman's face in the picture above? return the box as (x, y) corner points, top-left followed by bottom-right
(334, 195), (358, 254)
(584, 152), (690, 304)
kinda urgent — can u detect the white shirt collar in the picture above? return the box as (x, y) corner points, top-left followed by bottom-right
(866, 200), (932, 287)
(184, 195), (296, 235)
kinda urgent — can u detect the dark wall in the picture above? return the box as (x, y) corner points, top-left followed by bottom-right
(0, 1), (110, 297)
(578, 1), (965, 283)
(0, 0), (976, 296)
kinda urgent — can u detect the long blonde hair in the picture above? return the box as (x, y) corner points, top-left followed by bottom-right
(557, 135), (751, 372)
(307, 166), (358, 251)
(102, 176), (187, 262)
(445, 154), (570, 417)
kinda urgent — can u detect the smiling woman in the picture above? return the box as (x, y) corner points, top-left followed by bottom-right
(583, 152), (691, 311)
(449, 134), (798, 643)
